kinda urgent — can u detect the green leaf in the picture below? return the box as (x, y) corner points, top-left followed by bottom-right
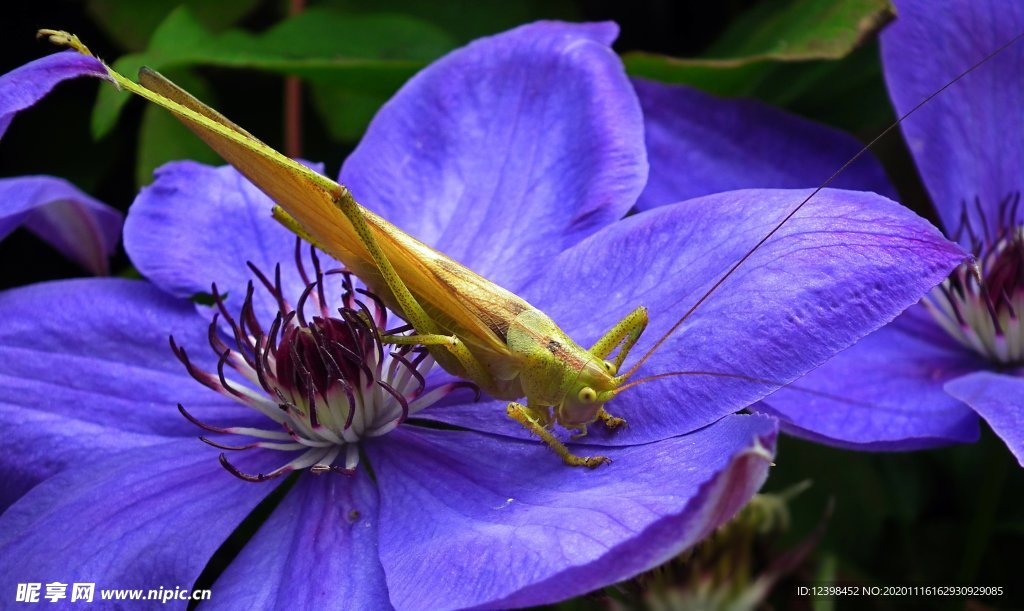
(624, 0), (894, 96)
(320, 0), (580, 42)
(91, 7), (456, 138)
(85, 0), (261, 51)
(750, 43), (893, 135)
(260, 9), (457, 61)
(705, 0), (894, 61)
(308, 86), (389, 143)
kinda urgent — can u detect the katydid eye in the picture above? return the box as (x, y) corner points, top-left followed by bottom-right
(602, 360), (616, 374)
(578, 387), (598, 403)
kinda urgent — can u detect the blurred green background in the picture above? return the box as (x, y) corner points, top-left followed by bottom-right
(2, 1), (1021, 609)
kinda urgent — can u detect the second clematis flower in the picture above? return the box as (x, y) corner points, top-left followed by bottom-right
(752, 0), (1024, 465)
(1, 21), (964, 609)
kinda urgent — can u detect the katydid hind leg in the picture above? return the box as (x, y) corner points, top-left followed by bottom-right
(381, 332), (494, 390)
(328, 188), (437, 334)
(382, 333), (457, 347)
(506, 402), (610, 468)
(326, 189), (495, 389)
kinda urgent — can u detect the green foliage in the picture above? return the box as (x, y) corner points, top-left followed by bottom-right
(320, 0), (580, 42)
(92, 1), (587, 183)
(705, 0), (893, 60)
(100, 0), (896, 187)
(624, 0), (894, 98)
(92, 7), (454, 137)
(85, 0), (262, 50)
(89, 6), (456, 184)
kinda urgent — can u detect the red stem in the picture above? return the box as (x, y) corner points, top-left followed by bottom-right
(284, 0), (306, 158)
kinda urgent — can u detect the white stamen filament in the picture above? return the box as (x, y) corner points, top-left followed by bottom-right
(925, 225), (1024, 364)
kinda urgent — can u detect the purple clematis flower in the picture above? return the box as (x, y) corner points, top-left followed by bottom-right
(0, 51), (122, 275)
(726, 0), (1024, 463)
(0, 21), (964, 609)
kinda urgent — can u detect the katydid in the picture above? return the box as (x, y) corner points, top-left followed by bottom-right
(35, 29), (1016, 468)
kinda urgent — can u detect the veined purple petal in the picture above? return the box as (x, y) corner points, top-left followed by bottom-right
(881, 0), (1024, 238)
(125, 161), (334, 319)
(0, 278), (258, 501)
(209, 471), (389, 610)
(0, 440), (280, 593)
(340, 21), (647, 292)
(756, 305), (981, 450)
(634, 78), (895, 211)
(369, 414), (777, 610)
(510, 188), (964, 446)
(945, 371), (1024, 467)
(0, 406), (169, 512)
(0, 176), (122, 275)
(0, 50), (108, 140)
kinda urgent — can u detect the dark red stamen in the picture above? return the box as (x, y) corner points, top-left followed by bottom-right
(201, 436), (258, 451)
(177, 403), (230, 434)
(219, 453), (285, 482)
(174, 238), (478, 482)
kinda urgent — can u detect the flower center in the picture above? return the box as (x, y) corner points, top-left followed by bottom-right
(924, 193), (1024, 364)
(172, 243), (473, 481)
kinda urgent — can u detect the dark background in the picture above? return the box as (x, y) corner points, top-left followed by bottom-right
(1, 2), (1020, 609)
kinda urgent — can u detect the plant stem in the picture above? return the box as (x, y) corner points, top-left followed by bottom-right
(283, 0), (306, 159)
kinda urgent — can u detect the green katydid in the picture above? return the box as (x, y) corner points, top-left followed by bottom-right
(35, 28), (1012, 468)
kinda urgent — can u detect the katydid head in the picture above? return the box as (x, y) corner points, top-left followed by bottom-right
(553, 356), (619, 427)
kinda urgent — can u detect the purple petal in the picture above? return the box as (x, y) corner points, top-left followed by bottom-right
(0, 406), (169, 512)
(370, 415), (776, 610)
(0, 176), (122, 275)
(0, 278), (255, 502)
(506, 188), (962, 445)
(634, 78), (895, 211)
(755, 305), (981, 449)
(0, 51), (108, 140)
(209, 471), (389, 609)
(881, 0), (1024, 237)
(0, 441), (280, 593)
(415, 396), (534, 442)
(125, 161), (332, 319)
(945, 371), (1024, 467)
(340, 21), (647, 291)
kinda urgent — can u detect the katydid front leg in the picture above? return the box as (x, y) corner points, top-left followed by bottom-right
(588, 305), (649, 370)
(588, 305), (648, 430)
(597, 409), (626, 430)
(506, 402), (610, 468)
